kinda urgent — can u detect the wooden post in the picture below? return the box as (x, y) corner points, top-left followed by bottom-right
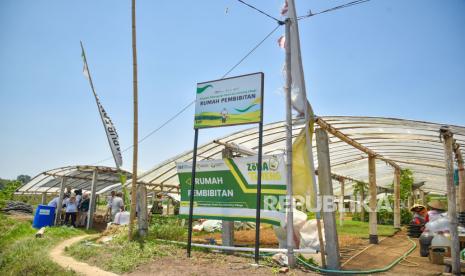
(41, 192), (47, 205)
(360, 187), (365, 222)
(137, 183), (148, 237)
(394, 168), (401, 229)
(456, 186), (460, 214)
(420, 190), (426, 205)
(86, 169), (98, 230)
(457, 148), (465, 213)
(166, 197), (170, 215)
(440, 126), (460, 275)
(339, 179), (345, 226)
(55, 177), (67, 225)
(221, 148), (234, 247)
(316, 128), (341, 270)
(368, 155), (378, 244)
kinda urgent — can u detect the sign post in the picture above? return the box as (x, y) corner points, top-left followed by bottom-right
(187, 72), (265, 263)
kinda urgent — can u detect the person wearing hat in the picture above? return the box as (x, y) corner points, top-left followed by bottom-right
(410, 204), (429, 225)
(427, 200), (447, 222)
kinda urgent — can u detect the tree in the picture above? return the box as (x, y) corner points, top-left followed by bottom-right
(353, 181), (368, 221)
(399, 169), (414, 202)
(16, 175), (31, 184)
(0, 180), (22, 208)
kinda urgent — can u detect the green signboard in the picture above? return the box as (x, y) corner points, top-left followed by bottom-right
(194, 72), (263, 129)
(177, 154), (287, 226)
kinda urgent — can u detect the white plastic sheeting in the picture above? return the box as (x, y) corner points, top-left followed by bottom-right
(17, 165), (131, 195)
(137, 116), (465, 195)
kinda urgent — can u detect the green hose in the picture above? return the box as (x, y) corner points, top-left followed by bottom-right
(297, 236), (417, 274)
(157, 236), (417, 274)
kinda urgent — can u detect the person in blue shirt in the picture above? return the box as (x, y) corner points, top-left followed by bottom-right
(63, 194), (78, 227)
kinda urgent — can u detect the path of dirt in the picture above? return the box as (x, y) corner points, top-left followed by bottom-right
(343, 232), (445, 275)
(50, 235), (118, 276)
(125, 248), (317, 276)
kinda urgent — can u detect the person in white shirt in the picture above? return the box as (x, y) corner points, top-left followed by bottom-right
(63, 194), (78, 227)
(111, 192), (124, 220)
(105, 191), (116, 221)
(48, 196), (60, 208)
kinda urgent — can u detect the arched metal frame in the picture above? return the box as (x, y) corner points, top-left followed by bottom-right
(138, 116), (465, 195)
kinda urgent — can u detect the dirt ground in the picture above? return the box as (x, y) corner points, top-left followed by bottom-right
(125, 247), (318, 276)
(193, 226), (366, 248)
(50, 235), (117, 276)
(343, 232), (445, 275)
(193, 227), (279, 246)
(132, 230), (449, 276)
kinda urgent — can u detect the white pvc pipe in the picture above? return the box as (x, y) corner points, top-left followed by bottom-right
(157, 239), (317, 254)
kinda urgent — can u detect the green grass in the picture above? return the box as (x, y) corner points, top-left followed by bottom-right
(0, 214), (86, 276)
(66, 230), (180, 274)
(337, 219), (397, 238)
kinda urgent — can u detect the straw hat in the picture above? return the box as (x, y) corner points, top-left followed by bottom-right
(410, 204), (426, 212)
(428, 200), (446, 211)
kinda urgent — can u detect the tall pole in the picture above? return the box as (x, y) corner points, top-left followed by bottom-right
(394, 168), (401, 229)
(187, 129), (199, 257)
(284, 18), (296, 267)
(286, 0), (326, 265)
(441, 127), (460, 275)
(254, 74), (265, 263)
(128, 0), (139, 241)
(368, 155), (378, 244)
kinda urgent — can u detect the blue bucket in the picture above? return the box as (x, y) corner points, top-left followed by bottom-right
(32, 205), (56, 229)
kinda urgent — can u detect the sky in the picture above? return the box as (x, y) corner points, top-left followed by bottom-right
(1, 0), (464, 180)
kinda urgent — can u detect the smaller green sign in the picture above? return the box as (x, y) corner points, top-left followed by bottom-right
(194, 72), (263, 129)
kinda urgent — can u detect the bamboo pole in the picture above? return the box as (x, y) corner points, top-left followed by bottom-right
(368, 155), (378, 244)
(440, 126), (460, 275)
(128, 0), (139, 241)
(394, 168), (401, 229)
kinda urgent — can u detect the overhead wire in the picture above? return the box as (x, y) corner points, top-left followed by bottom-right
(235, 0), (282, 23)
(92, 23), (282, 166)
(94, 0), (372, 166)
(297, 0), (371, 20)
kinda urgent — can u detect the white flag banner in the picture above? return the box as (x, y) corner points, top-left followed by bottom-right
(94, 95), (123, 168)
(80, 42), (123, 168)
(280, 0), (318, 204)
(281, 0), (313, 116)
